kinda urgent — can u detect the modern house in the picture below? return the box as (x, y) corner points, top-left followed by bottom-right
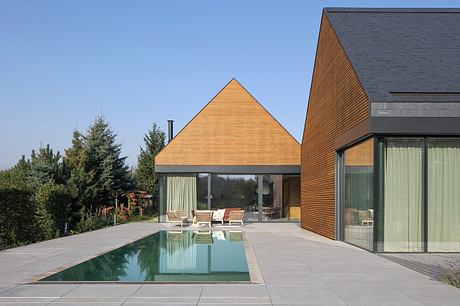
(155, 79), (301, 222)
(301, 8), (460, 252)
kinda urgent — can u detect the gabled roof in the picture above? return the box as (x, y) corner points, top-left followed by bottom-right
(325, 8), (460, 103)
(155, 79), (300, 168)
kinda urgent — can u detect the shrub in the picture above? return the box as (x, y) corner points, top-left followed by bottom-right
(73, 208), (112, 234)
(35, 183), (71, 240)
(0, 188), (37, 249)
(437, 262), (460, 288)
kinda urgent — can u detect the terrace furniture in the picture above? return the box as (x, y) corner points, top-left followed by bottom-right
(167, 211), (188, 227)
(212, 209), (226, 224)
(229, 210), (245, 226)
(223, 208), (241, 222)
(195, 210), (213, 227)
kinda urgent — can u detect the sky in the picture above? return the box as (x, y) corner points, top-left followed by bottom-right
(1, 0), (459, 169)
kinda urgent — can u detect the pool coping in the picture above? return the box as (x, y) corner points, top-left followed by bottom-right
(24, 225), (264, 285)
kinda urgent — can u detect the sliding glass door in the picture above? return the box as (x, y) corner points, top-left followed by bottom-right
(427, 138), (460, 252)
(383, 138), (424, 252)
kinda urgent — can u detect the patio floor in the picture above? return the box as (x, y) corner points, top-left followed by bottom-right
(0, 222), (459, 305)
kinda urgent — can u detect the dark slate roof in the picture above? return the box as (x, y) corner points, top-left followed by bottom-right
(324, 8), (460, 103)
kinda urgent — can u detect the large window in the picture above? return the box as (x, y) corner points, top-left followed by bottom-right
(211, 175), (258, 221)
(383, 138), (424, 252)
(343, 138), (374, 250)
(196, 173), (208, 210)
(428, 138), (460, 252)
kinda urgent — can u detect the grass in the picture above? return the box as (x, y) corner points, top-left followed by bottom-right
(436, 262), (460, 288)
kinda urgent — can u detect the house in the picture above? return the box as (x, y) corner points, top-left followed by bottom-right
(155, 79), (301, 222)
(301, 8), (460, 252)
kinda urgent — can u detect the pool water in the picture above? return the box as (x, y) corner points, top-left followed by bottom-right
(40, 230), (250, 282)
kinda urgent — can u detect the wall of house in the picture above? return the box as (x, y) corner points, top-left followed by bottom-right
(155, 79), (300, 167)
(301, 14), (370, 239)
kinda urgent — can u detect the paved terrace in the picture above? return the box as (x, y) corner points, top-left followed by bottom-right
(0, 222), (459, 305)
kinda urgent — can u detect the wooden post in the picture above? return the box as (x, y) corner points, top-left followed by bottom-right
(114, 194), (118, 226)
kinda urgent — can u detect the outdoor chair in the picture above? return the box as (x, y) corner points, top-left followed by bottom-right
(195, 210), (213, 227)
(167, 211), (188, 227)
(229, 210), (245, 226)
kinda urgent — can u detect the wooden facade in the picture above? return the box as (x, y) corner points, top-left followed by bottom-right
(301, 14), (370, 239)
(156, 79), (300, 167)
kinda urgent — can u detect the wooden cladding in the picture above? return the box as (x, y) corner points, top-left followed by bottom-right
(301, 14), (370, 239)
(155, 79), (300, 166)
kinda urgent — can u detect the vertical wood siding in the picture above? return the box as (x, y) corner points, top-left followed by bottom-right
(301, 14), (370, 239)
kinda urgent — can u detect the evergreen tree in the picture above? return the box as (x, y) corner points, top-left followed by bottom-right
(84, 116), (132, 210)
(0, 155), (31, 190)
(28, 144), (66, 190)
(134, 123), (165, 197)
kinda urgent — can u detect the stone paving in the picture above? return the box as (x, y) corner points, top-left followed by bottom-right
(0, 222), (459, 305)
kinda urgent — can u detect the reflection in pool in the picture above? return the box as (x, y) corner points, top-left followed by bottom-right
(40, 230), (249, 282)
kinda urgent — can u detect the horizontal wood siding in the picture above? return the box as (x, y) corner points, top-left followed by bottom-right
(156, 79), (300, 166)
(301, 14), (370, 239)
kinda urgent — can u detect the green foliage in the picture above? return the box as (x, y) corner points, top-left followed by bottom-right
(437, 262), (460, 288)
(134, 122), (165, 198)
(74, 209), (112, 234)
(0, 156), (31, 190)
(0, 188), (37, 250)
(35, 183), (72, 240)
(28, 145), (67, 190)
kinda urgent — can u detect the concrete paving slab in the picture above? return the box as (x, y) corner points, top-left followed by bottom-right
(0, 284), (78, 297)
(201, 284), (268, 297)
(124, 297), (199, 304)
(62, 284), (140, 298)
(133, 285), (203, 297)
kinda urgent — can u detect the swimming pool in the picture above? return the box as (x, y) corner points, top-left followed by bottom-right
(40, 230), (250, 282)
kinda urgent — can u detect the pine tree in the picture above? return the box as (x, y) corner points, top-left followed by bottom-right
(134, 123), (165, 197)
(28, 144), (66, 190)
(84, 116), (132, 210)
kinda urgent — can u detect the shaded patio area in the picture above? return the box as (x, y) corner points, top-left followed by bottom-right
(0, 222), (459, 305)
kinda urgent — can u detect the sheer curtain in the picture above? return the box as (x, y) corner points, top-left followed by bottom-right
(428, 139), (460, 252)
(384, 139), (423, 252)
(167, 175), (197, 219)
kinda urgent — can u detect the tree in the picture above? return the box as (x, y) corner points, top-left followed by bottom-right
(0, 155), (31, 190)
(35, 183), (72, 240)
(28, 144), (66, 190)
(134, 123), (165, 198)
(83, 116), (132, 210)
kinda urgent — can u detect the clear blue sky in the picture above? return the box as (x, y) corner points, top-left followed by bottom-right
(1, 0), (458, 169)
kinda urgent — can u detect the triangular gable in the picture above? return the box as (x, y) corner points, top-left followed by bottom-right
(155, 79), (300, 166)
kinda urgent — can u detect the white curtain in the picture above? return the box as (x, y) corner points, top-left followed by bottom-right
(428, 139), (460, 252)
(384, 139), (423, 252)
(167, 175), (197, 219)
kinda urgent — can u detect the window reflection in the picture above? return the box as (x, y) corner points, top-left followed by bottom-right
(344, 138), (374, 250)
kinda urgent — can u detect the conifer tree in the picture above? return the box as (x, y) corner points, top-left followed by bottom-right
(134, 123), (165, 198)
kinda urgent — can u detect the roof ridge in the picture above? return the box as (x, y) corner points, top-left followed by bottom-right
(324, 7), (460, 14)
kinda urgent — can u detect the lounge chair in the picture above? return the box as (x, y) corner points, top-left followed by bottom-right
(229, 210), (245, 226)
(167, 211), (187, 227)
(195, 210), (213, 227)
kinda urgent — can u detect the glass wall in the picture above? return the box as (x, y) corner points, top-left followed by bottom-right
(196, 173), (209, 210)
(261, 175), (300, 221)
(343, 138), (374, 250)
(159, 173), (301, 223)
(427, 138), (460, 252)
(383, 138), (424, 252)
(211, 174), (259, 221)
